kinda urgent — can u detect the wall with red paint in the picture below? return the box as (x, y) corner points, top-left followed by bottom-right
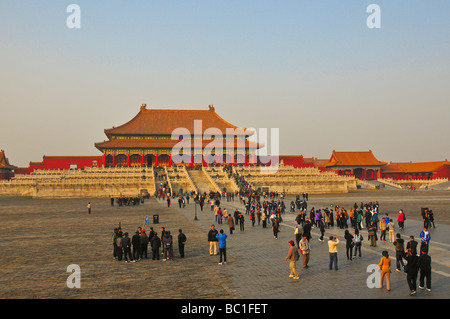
(29, 156), (102, 172)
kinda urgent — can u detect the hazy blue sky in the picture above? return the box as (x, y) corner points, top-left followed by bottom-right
(1, 1), (449, 167)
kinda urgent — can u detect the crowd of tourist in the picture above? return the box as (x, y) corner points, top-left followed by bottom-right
(109, 166), (437, 297)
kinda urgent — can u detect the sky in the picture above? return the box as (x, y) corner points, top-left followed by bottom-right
(1, 0), (449, 167)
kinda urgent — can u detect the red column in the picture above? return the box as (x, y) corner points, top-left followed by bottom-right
(112, 154), (116, 168)
(127, 154), (130, 167)
(155, 154), (159, 167)
(190, 153), (193, 167)
(141, 154), (144, 167)
(102, 154), (106, 167)
(169, 154), (173, 166)
(363, 168), (367, 180)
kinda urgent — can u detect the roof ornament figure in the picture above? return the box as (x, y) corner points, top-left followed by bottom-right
(208, 104), (215, 112)
(140, 103), (147, 111)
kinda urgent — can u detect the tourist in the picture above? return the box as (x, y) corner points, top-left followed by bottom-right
(261, 211), (267, 228)
(405, 248), (419, 295)
(398, 210), (406, 230)
(378, 251), (391, 291)
(328, 236), (339, 270)
(87, 202), (91, 214)
(150, 232), (161, 260)
(208, 225), (219, 255)
(318, 219), (325, 242)
(115, 230), (123, 261)
(388, 219), (396, 243)
(122, 232), (134, 263)
(406, 236), (418, 256)
(299, 236), (310, 268)
(368, 221), (377, 247)
(272, 217), (279, 239)
(418, 250), (432, 292)
(162, 231), (173, 261)
(216, 229), (228, 265)
(344, 230), (354, 261)
(227, 214), (235, 235)
(428, 210), (435, 229)
(132, 231), (141, 261)
(302, 219), (312, 242)
(239, 213), (245, 232)
(284, 240), (300, 280)
(393, 233), (406, 272)
(380, 218), (387, 241)
(178, 229), (187, 258)
(112, 228), (118, 260)
(294, 224), (302, 247)
(419, 227), (431, 254)
(140, 229), (149, 259)
(217, 207), (223, 225)
(353, 228), (363, 258)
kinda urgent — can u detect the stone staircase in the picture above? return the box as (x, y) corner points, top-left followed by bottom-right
(186, 168), (219, 194)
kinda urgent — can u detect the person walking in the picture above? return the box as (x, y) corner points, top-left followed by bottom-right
(388, 219), (396, 243)
(328, 236), (339, 270)
(178, 229), (187, 258)
(272, 217), (279, 239)
(380, 218), (387, 242)
(284, 240), (300, 280)
(299, 236), (310, 268)
(87, 202), (91, 214)
(239, 213), (245, 232)
(405, 248), (420, 295)
(216, 229), (228, 265)
(398, 210), (406, 230)
(378, 251), (391, 291)
(393, 233), (406, 272)
(418, 250), (432, 292)
(344, 230), (354, 261)
(208, 225), (219, 256)
(227, 214), (235, 235)
(353, 228), (363, 258)
(419, 227), (431, 254)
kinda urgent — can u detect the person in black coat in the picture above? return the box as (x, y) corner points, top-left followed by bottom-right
(418, 250), (432, 291)
(406, 236), (418, 256)
(405, 249), (419, 295)
(150, 232), (161, 260)
(178, 229), (187, 258)
(132, 231), (141, 261)
(302, 219), (312, 242)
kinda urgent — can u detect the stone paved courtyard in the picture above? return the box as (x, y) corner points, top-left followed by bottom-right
(0, 189), (449, 300)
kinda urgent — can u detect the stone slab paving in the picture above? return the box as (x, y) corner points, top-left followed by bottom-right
(169, 191), (450, 299)
(0, 189), (448, 301)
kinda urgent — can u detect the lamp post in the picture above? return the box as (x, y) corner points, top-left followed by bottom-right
(194, 198), (199, 221)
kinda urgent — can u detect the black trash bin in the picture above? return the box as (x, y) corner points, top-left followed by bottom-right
(153, 214), (159, 224)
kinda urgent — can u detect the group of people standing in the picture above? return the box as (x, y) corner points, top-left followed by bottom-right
(112, 226), (187, 262)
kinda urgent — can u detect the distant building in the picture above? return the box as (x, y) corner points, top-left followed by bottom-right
(321, 150), (387, 180)
(0, 150), (16, 180)
(381, 161), (450, 180)
(94, 104), (262, 167)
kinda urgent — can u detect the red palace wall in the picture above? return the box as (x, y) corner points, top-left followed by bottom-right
(28, 156), (102, 173)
